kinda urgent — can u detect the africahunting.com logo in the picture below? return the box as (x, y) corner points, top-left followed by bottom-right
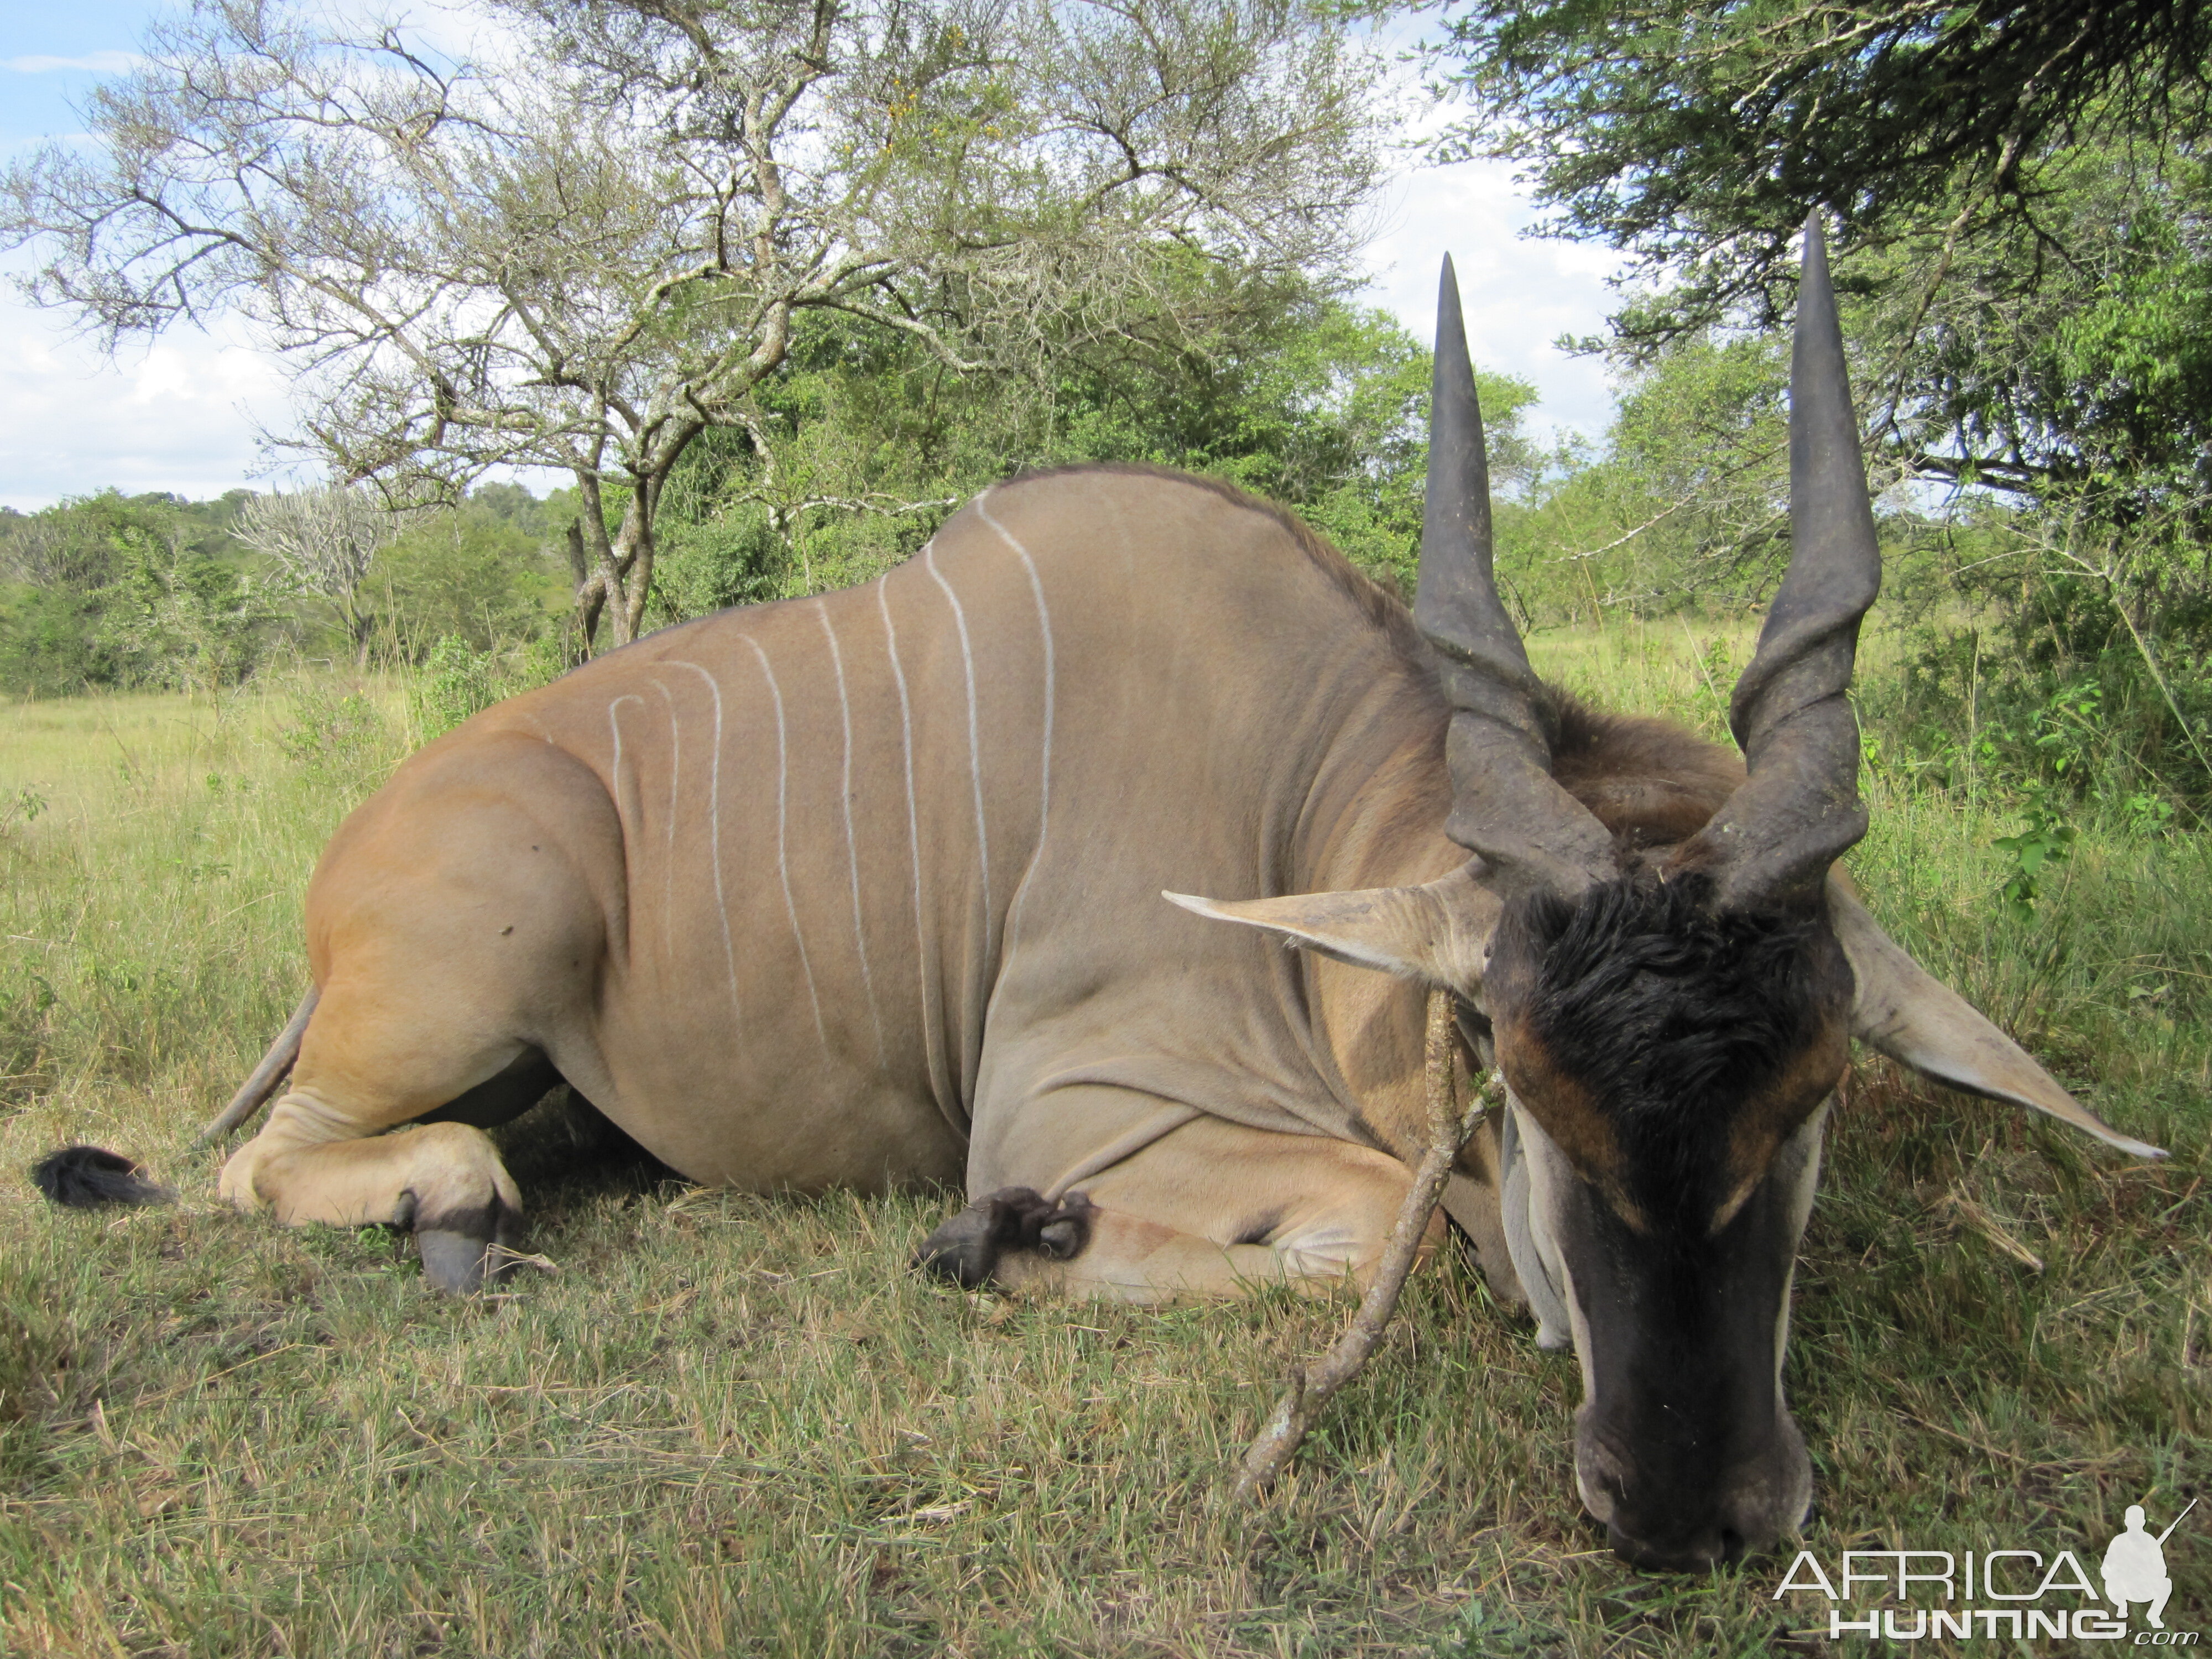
(1773, 1499), (2197, 1643)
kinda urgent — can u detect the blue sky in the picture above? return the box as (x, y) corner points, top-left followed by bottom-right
(0, 4), (1624, 511)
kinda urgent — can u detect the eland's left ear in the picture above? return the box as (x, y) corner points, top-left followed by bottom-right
(1164, 863), (1498, 991)
(1829, 883), (2164, 1159)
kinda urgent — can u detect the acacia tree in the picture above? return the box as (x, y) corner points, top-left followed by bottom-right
(1431, 0), (2212, 328)
(1431, 0), (2212, 802)
(237, 483), (406, 662)
(6, 0), (1389, 647)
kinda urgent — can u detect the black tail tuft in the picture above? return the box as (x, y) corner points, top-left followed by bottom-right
(30, 1145), (174, 1209)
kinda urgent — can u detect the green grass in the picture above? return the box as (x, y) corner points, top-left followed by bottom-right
(1, 625), (2205, 1656)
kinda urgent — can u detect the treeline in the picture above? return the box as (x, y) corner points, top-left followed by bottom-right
(9, 271), (2210, 833)
(0, 485), (572, 700)
(0, 284), (1536, 697)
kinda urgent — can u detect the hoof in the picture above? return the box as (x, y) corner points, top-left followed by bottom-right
(409, 1196), (523, 1294)
(914, 1187), (1095, 1288)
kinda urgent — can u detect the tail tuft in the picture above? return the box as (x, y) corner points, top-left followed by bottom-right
(30, 1145), (174, 1208)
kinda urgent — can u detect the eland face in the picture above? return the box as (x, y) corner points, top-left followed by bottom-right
(1485, 874), (1850, 1567)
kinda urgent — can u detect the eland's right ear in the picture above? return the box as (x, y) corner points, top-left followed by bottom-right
(1830, 884), (2163, 1159)
(1164, 863), (1498, 992)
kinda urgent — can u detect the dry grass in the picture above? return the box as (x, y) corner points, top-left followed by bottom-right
(0, 627), (2204, 1656)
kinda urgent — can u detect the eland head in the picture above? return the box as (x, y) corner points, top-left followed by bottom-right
(1171, 218), (2161, 1569)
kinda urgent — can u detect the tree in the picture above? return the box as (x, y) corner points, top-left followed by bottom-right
(1430, 0), (2212, 328)
(237, 483), (406, 663)
(1426, 0), (2212, 508)
(1428, 0), (2212, 812)
(100, 521), (275, 698)
(6, 0), (1390, 649)
(0, 491), (255, 695)
(643, 276), (1541, 616)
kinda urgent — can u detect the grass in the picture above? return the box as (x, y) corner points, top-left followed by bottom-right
(0, 625), (2205, 1656)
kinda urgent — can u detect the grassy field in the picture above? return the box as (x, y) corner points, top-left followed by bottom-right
(0, 629), (2204, 1657)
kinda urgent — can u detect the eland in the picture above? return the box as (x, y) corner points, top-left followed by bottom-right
(48, 220), (2159, 1571)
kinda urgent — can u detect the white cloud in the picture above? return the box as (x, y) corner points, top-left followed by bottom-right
(1345, 14), (1626, 448)
(1357, 155), (1625, 445)
(4, 51), (142, 74)
(0, 290), (303, 511)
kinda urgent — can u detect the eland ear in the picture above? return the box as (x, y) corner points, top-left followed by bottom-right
(1164, 864), (1498, 990)
(1829, 884), (2164, 1159)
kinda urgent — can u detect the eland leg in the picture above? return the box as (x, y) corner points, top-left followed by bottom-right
(920, 1110), (1442, 1303)
(217, 990), (540, 1292)
(216, 733), (618, 1292)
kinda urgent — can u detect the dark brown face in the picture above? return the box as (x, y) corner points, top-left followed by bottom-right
(1482, 873), (1853, 1569)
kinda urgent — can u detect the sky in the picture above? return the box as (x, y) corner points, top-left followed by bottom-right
(0, 6), (1626, 513)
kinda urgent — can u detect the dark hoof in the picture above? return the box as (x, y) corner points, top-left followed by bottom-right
(914, 1187), (1095, 1288)
(411, 1197), (522, 1294)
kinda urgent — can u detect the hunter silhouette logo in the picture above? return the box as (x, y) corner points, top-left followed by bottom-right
(2106, 1500), (2194, 1630)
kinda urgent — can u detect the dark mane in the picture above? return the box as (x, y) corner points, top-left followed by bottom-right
(1501, 872), (1831, 1221)
(997, 462), (1435, 670)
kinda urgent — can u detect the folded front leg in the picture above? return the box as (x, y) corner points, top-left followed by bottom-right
(918, 1108), (1437, 1303)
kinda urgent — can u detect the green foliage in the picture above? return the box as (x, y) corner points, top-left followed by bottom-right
(1497, 331), (1788, 620)
(0, 491), (259, 695)
(371, 502), (562, 658)
(647, 510), (789, 626)
(1430, 0), (2212, 831)
(98, 527), (276, 694)
(411, 634), (504, 740)
(278, 682), (407, 797)
(1992, 787), (2078, 919)
(649, 284), (1537, 618)
(406, 631), (575, 743)
(0, 583), (124, 697)
(1432, 0), (2212, 334)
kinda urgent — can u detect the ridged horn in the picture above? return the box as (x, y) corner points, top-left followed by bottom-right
(1687, 214), (1882, 909)
(1415, 257), (1615, 899)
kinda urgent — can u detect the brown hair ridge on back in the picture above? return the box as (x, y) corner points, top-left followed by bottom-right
(994, 462), (1437, 674)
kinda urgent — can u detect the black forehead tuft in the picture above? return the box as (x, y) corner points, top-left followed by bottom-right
(1497, 872), (1839, 1215)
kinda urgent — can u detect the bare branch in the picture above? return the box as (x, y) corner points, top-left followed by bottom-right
(1232, 989), (1492, 1503)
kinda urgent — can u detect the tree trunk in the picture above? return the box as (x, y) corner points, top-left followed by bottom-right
(568, 468), (667, 653)
(566, 520), (607, 654)
(612, 489), (657, 645)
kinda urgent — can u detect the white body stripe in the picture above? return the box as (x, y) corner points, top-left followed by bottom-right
(606, 695), (646, 951)
(975, 489), (1055, 957)
(741, 635), (828, 1052)
(648, 677), (681, 960)
(662, 661), (742, 1041)
(878, 575), (953, 1127)
(816, 602), (887, 1068)
(924, 544), (992, 928)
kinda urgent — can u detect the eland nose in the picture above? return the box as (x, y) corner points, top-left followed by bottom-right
(1579, 1416), (1809, 1573)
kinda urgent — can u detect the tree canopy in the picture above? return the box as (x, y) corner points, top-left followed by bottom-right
(1431, 0), (2212, 327)
(5, 0), (1391, 644)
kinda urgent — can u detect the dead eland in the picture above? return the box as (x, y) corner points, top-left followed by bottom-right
(43, 222), (2161, 1572)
